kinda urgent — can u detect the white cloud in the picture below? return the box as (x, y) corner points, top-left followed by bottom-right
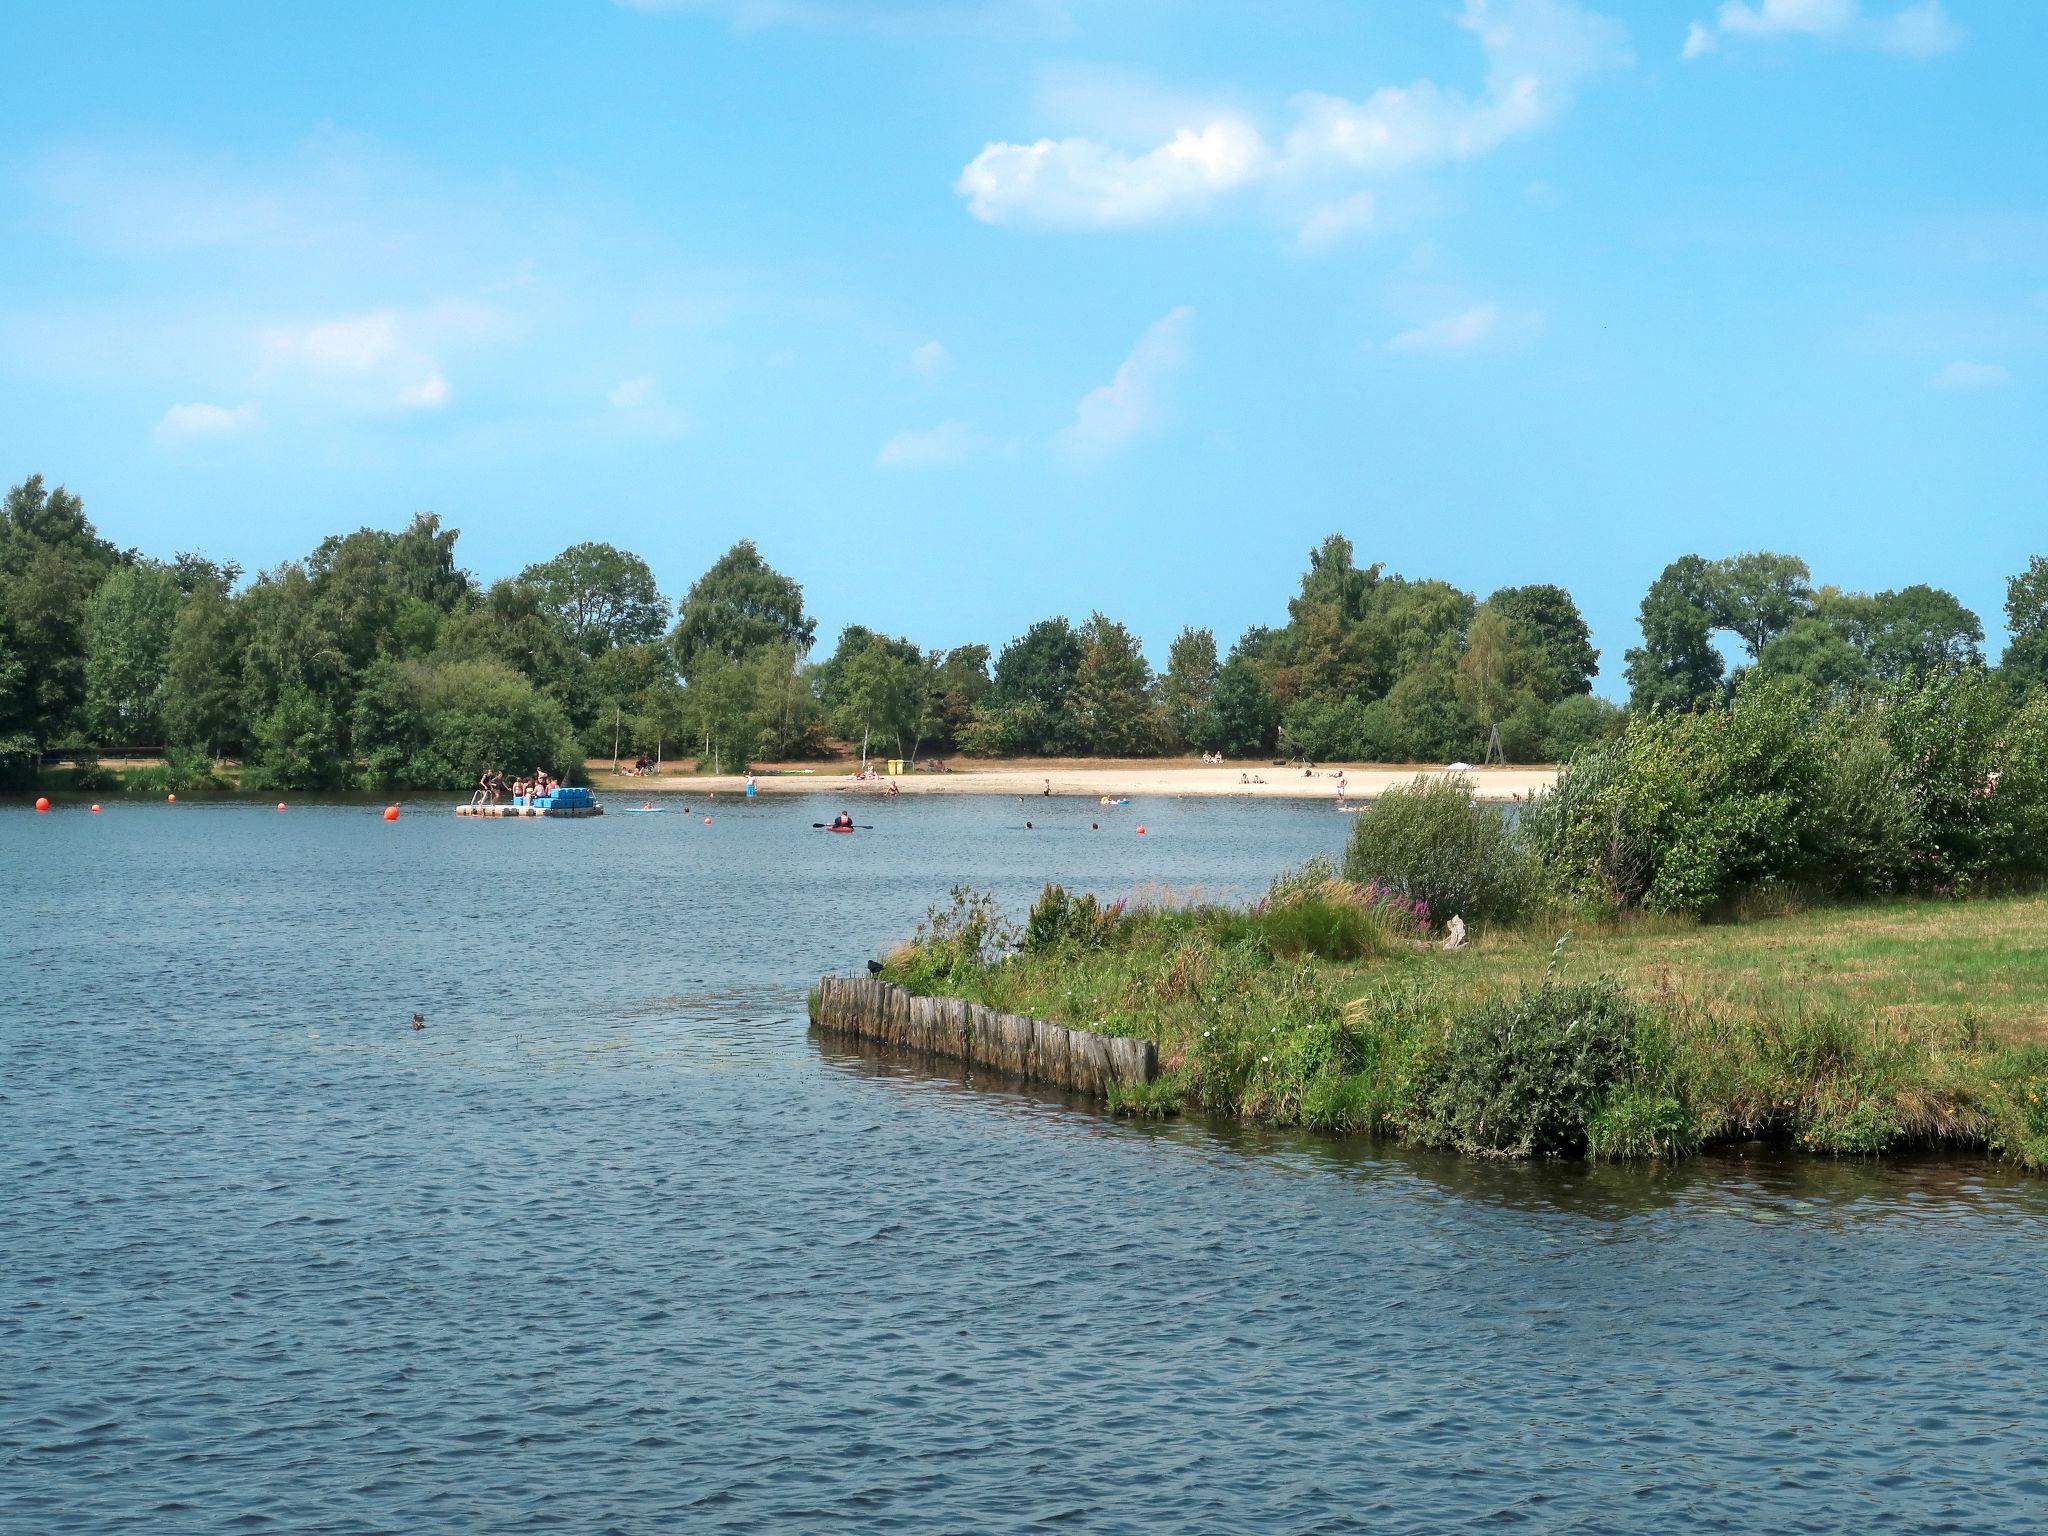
(258, 299), (498, 412)
(958, 118), (1266, 228)
(1056, 306), (1194, 460)
(1384, 304), (1502, 353)
(910, 339), (951, 376)
(958, 0), (1629, 230)
(1930, 360), (2008, 390)
(877, 420), (982, 467)
(1683, 0), (1959, 58)
(154, 401), (259, 445)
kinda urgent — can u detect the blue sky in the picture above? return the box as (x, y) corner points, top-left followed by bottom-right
(3, 0), (2042, 692)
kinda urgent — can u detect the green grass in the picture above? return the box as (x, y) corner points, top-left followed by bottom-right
(880, 881), (2048, 1170)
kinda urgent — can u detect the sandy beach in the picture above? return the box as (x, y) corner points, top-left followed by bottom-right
(585, 758), (1558, 802)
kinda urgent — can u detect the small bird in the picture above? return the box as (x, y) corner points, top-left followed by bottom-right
(866, 959), (884, 975)
(411, 1012), (426, 1031)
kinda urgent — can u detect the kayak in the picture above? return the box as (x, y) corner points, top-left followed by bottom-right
(828, 825), (855, 834)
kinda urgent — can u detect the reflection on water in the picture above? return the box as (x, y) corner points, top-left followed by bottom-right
(6, 794), (2047, 1533)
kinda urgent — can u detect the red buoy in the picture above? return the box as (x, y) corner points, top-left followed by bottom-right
(703, 816), (712, 824)
(383, 805), (400, 821)
(34, 796), (50, 812)
(1135, 825), (1147, 834)
(167, 793), (176, 802)
(277, 802), (287, 812)
(90, 803), (102, 814)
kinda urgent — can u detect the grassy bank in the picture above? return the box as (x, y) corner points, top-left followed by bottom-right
(879, 877), (2048, 1169)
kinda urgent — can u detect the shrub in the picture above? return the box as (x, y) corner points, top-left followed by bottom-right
(890, 885), (1018, 991)
(1416, 980), (1643, 1156)
(1342, 774), (1533, 926)
(1023, 883), (1122, 953)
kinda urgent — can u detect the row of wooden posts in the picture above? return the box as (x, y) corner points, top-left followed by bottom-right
(812, 975), (1158, 1098)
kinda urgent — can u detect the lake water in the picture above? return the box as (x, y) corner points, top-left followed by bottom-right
(6, 791), (2048, 1534)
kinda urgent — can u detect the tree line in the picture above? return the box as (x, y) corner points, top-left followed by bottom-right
(2, 472), (2041, 790)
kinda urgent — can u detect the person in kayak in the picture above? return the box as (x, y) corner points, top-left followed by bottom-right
(832, 811), (854, 830)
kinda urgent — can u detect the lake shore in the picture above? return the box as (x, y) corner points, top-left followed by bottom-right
(585, 757), (1559, 802)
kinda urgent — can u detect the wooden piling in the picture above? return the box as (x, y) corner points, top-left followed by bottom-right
(813, 975), (1159, 1099)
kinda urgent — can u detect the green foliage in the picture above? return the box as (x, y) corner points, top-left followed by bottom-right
(1532, 670), (2048, 915)
(519, 541), (667, 657)
(891, 886), (1019, 992)
(670, 539), (815, 669)
(1342, 775), (1533, 925)
(1159, 626), (1220, 751)
(85, 563), (183, 742)
(1625, 554), (1727, 713)
(244, 685), (348, 791)
(1023, 883), (1118, 953)
(352, 657), (582, 789)
(1413, 980), (1643, 1157)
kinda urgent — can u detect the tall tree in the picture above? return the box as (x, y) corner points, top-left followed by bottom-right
(1480, 584), (1598, 697)
(520, 541), (667, 657)
(0, 476), (126, 747)
(163, 580), (245, 757)
(1071, 613), (1159, 756)
(670, 540), (815, 670)
(1159, 626), (1220, 750)
(2001, 555), (2048, 690)
(988, 616), (1084, 754)
(1625, 555), (1727, 713)
(85, 562), (183, 743)
(1707, 551), (1813, 660)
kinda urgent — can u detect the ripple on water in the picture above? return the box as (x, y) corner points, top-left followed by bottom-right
(5, 796), (2048, 1533)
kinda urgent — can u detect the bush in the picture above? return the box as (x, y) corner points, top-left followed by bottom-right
(1023, 883), (1122, 953)
(1530, 672), (2046, 915)
(1415, 979), (1644, 1156)
(890, 885), (1018, 991)
(1342, 774), (1533, 926)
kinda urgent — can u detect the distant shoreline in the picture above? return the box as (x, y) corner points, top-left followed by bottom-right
(584, 759), (1559, 802)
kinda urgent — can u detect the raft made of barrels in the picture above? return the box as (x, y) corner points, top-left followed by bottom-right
(456, 802), (604, 818)
(812, 974), (1157, 1098)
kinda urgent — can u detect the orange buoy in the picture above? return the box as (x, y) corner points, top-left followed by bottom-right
(1135, 825), (1147, 834)
(90, 803), (103, 814)
(703, 816), (712, 824)
(167, 793), (176, 802)
(34, 796), (50, 812)
(383, 805), (401, 821)
(277, 802), (287, 812)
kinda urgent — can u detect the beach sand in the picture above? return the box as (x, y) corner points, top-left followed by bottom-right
(586, 758), (1557, 802)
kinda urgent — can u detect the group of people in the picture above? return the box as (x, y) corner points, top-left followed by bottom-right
(1199, 751), (1227, 765)
(621, 755), (657, 776)
(472, 768), (560, 805)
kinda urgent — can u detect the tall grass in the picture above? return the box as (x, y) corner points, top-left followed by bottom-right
(879, 879), (2048, 1171)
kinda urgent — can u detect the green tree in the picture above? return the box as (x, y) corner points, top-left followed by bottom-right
(1707, 551), (1813, 660)
(682, 647), (763, 772)
(1159, 626), (1220, 750)
(0, 475), (126, 748)
(1211, 632), (1279, 757)
(246, 683), (346, 790)
(1759, 615), (1871, 693)
(520, 541), (667, 657)
(2002, 555), (2048, 690)
(84, 562), (183, 742)
(831, 638), (933, 761)
(162, 581), (245, 756)
(1625, 555), (1726, 713)
(1071, 613), (1160, 755)
(1480, 583), (1598, 697)
(670, 540), (815, 670)
(988, 617), (1084, 754)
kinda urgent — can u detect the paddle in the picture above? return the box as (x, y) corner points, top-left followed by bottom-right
(813, 822), (877, 830)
